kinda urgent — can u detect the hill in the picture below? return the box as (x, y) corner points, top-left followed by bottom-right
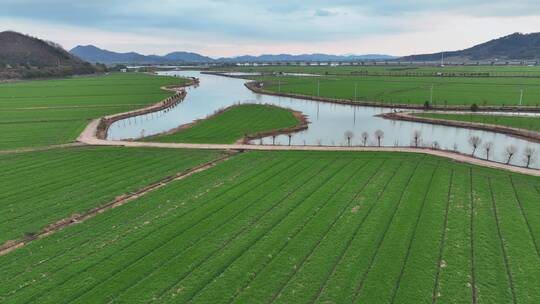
(70, 45), (396, 64)
(402, 32), (540, 62)
(70, 45), (213, 64)
(0, 31), (98, 79)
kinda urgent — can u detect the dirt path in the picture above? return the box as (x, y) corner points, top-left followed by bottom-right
(0, 152), (235, 256)
(0, 142), (85, 155)
(78, 119), (540, 176)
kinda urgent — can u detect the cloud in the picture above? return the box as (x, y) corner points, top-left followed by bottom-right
(314, 9), (338, 17)
(1, 1), (540, 56)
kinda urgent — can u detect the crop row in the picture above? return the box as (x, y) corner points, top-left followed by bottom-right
(0, 146), (224, 244)
(0, 151), (538, 303)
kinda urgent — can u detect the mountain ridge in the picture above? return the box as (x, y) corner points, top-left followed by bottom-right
(69, 45), (396, 64)
(402, 32), (540, 62)
(0, 31), (98, 79)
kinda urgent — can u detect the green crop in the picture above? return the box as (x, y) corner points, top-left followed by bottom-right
(0, 151), (538, 303)
(415, 113), (540, 133)
(0, 73), (188, 150)
(144, 104), (300, 144)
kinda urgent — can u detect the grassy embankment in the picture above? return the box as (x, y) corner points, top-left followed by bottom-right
(250, 74), (540, 107)
(0, 73), (188, 150)
(144, 104), (301, 144)
(414, 113), (540, 133)
(0, 146), (224, 244)
(1, 150), (538, 303)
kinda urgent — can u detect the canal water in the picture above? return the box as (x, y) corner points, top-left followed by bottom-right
(107, 71), (540, 169)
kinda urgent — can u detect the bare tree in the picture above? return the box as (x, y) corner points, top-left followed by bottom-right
(412, 130), (422, 147)
(432, 141), (440, 150)
(344, 130), (354, 147)
(288, 133), (293, 146)
(523, 147), (536, 168)
(361, 132), (369, 147)
(505, 145), (518, 164)
(374, 129), (384, 147)
(468, 136), (482, 157)
(272, 135), (276, 145)
(483, 141), (494, 160)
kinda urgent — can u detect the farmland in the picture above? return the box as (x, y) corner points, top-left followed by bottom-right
(216, 65), (540, 77)
(0, 146), (224, 245)
(250, 74), (540, 107)
(414, 112), (540, 133)
(144, 104), (301, 144)
(0, 73), (187, 150)
(1, 150), (539, 303)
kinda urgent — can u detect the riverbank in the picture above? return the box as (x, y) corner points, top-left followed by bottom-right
(380, 111), (540, 143)
(95, 77), (199, 139)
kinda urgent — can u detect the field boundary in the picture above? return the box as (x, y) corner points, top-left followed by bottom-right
(380, 111), (540, 143)
(0, 151), (236, 256)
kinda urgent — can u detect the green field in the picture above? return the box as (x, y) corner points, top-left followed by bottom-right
(415, 112), (540, 133)
(0, 73), (187, 150)
(144, 104), (300, 144)
(251, 74), (540, 107)
(1, 150), (539, 303)
(0, 146), (223, 244)
(217, 65), (540, 77)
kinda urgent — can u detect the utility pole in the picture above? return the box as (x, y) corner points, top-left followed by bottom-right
(317, 80), (320, 97)
(278, 80), (281, 93)
(440, 52), (444, 67)
(354, 83), (358, 101)
(519, 88), (524, 106)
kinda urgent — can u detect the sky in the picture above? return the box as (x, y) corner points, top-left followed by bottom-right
(1, 0), (540, 58)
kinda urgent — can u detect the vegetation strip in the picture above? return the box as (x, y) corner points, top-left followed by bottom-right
(469, 169), (478, 303)
(509, 176), (540, 258)
(351, 158), (422, 301)
(487, 178), (518, 303)
(390, 162), (439, 303)
(431, 170), (454, 303)
(0, 151), (236, 256)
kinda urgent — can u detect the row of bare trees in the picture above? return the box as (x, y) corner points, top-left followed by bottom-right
(344, 129), (536, 168)
(468, 135), (536, 167)
(344, 130), (385, 147)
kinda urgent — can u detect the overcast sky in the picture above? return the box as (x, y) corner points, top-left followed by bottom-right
(2, 0), (540, 57)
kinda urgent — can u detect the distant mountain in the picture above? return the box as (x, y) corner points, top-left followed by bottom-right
(163, 51), (214, 63)
(70, 45), (396, 64)
(70, 45), (213, 64)
(402, 32), (540, 62)
(218, 53), (397, 62)
(0, 31), (98, 79)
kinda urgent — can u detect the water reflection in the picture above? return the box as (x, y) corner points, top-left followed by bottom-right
(107, 71), (540, 169)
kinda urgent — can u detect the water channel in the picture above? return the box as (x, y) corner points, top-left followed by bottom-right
(107, 71), (540, 169)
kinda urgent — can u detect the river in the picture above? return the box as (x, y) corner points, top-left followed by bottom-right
(107, 71), (540, 169)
